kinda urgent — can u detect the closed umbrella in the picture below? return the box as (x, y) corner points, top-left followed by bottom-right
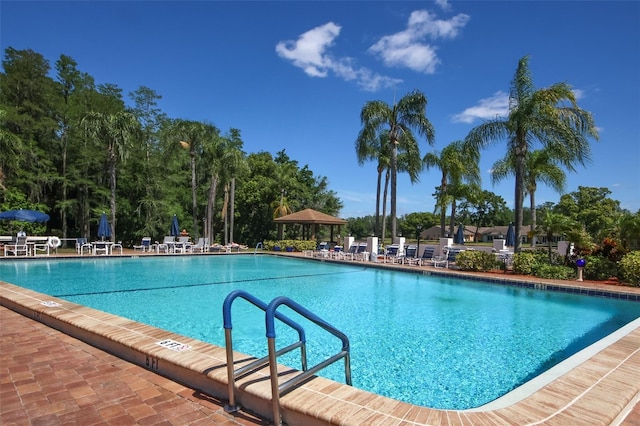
(170, 215), (180, 236)
(454, 224), (465, 245)
(0, 209), (50, 223)
(506, 223), (515, 247)
(97, 213), (111, 241)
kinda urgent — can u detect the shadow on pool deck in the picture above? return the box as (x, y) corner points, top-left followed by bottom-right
(1, 251), (640, 425)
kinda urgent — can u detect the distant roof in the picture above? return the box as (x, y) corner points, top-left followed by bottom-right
(273, 208), (347, 225)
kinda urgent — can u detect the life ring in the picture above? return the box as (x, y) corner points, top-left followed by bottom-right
(48, 236), (61, 248)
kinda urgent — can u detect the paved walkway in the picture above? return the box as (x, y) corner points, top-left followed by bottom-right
(0, 306), (268, 425)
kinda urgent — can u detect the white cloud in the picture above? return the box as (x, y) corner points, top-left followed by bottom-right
(276, 22), (402, 91)
(368, 10), (470, 74)
(572, 88), (585, 100)
(275, 22), (341, 78)
(451, 91), (509, 124)
(434, 0), (452, 12)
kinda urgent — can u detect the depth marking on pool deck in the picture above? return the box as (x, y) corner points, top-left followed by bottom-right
(156, 339), (191, 352)
(51, 269), (366, 298)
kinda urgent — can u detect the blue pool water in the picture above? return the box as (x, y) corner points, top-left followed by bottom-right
(2, 255), (639, 409)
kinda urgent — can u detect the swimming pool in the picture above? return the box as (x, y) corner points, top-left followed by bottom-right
(1, 255), (639, 410)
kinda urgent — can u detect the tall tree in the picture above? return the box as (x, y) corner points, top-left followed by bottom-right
(492, 148), (567, 247)
(423, 140), (479, 237)
(555, 186), (621, 241)
(466, 56), (598, 252)
(0, 48), (58, 203)
(81, 111), (140, 240)
(355, 129), (390, 237)
(220, 129), (247, 245)
(357, 90), (435, 238)
(171, 119), (219, 238)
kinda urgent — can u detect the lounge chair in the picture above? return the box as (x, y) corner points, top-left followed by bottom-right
(339, 244), (358, 260)
(133, 237), (152, 252)
(76, 238), (92, 255)
(157, 236), (174, 254)
(111, 241), (123, 255)
(446, 248), (464, 269)
(432, 247), (450, 268)
(314, 241), (330, 258)
(208, 243), (228, 253)
(330, 245), (343, 259)
(402, 246), (418, 265)
(414, 247), (435, 266)
(354, 242), (369, 261)
(4, 236), (28, 257)
(191, 237), (209, 253)
(384, 244), (401, 263)
(33, 238), (51, 256)
(175, 236), (192, 253)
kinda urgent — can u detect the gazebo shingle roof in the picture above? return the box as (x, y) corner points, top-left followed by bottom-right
(273, 208), (347, 225)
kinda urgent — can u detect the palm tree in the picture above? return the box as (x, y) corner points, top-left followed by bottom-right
(466, 56), (598, 253)
(424, 140), (480, 237)
(220, 129), (247, 244)
(81, 111), (140, 240)
(357, 90), (435, 238)
(492, 148), (567, 247)
(173, 120), (219, 238)
(272, 189), (293, 239)
(355, 130), (391, 237)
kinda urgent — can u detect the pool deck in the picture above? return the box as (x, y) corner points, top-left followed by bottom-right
(1, 250), (639, 425)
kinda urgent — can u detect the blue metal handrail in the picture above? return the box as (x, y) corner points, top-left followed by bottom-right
(222, 290), (307, 413)
(265, 296), (351, 425)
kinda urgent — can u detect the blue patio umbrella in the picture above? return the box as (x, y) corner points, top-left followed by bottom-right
(170, 215), (180, 236)
(454, 224), (465, 245)
(0, 209), (50, 223)
(506, 223), (515, 247)
(97, 213), (111, 240)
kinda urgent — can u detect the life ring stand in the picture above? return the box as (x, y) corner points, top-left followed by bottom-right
(48, 236), (61, 249)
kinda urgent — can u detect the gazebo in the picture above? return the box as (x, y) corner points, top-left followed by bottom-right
(273, 208), (347, 242)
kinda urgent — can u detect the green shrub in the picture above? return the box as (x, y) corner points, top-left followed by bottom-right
(512, 252), (540, 275)
(262, 239), (316, 252)
(534, 264), (575, 280)
(583, 256), (618, 281)
(618, 251), (640, 286)
(456, 250), (501, 272)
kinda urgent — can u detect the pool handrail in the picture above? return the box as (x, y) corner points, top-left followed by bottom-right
(253, 241), (263, 254)
(266, 296), (351, 425)
(222, 290), (307, 413)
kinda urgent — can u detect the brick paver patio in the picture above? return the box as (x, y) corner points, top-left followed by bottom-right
(0, 306), (268, 425)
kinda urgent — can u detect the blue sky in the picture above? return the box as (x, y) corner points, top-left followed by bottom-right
(2, 1), (639, 219)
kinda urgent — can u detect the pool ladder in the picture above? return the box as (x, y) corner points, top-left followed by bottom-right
(222, 290), (351, 425)
(253, 241), (263, 254)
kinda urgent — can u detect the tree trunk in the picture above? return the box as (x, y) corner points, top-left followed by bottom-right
(229, 177), (235, 244)
(530, 190), (537, 247)
(439, 175), (447, 237)
(61, 131), (68, 241)
(381, 169), (390, 244)
(109, 148), (117, 243)
(375, 167), (382, 237)
(206, 172), (218, 243)
(223, 185), (229, 245)
(390, 143), (398, 239)
(190, 151), (198, 238)
(513, 136), (526, 253)
(449, 199), (457, 237)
